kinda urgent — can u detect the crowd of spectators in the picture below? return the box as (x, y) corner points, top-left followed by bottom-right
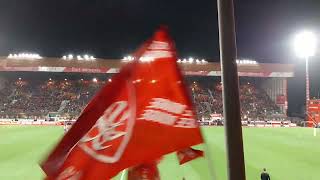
(0, 77), (103, 119)
(189, 79), (281, 120)
(0, 75), (282, 120)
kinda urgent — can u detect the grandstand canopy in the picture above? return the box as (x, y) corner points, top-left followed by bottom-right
(0, 57), (294, 77)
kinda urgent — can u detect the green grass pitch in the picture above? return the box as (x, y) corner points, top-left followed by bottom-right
(0, 126), (319, 180)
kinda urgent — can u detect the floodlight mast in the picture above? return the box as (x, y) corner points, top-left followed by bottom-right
(293, 31), (317, 123)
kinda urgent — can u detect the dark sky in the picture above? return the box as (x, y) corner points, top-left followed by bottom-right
(0, 0), (320, 114)
(0, 0), (319, 61)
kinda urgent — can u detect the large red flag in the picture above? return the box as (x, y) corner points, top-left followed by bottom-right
(127, 161), (160, 180)
(177, 147), (204, 165)
(41, 27), (203, 179)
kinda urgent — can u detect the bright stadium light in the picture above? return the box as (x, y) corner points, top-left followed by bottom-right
(64, 54), (95, 61)
(35, 54), (42, 59)
(7, 53), (42, 60)
(108, 79), (112, 82)
(177, 57), (207, 64)
(182, 59), (187, 63)
(93, 78), (98, 83)
(293, 31), (317, 58)
(68, 54), (73, 60)
(201, 59), (207, 64)
(122, 55), (135, 62)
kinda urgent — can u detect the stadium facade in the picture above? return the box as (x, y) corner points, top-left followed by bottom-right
(0, 57), (294, 119)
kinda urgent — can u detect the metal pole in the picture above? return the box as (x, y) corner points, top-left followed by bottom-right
(216, 0), (246, 180)
(305, 57), (310, 120)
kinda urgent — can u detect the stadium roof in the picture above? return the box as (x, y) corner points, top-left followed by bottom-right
(0, 57), (294, 77)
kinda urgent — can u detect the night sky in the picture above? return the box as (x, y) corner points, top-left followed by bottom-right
(1, 0), (320, 115)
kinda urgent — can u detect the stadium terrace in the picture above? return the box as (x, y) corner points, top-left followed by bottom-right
(0, 56), (294, 126)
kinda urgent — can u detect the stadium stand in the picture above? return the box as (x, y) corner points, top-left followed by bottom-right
(0, 73), (283, 121)
(188, 78), (281, 121)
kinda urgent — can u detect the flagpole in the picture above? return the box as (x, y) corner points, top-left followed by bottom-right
(216, 0), (246, 180)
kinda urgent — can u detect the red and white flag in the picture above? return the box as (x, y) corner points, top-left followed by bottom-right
(177, 147), (204, 165)
(127, 161), (160, 180)
(41, 27), (203, 180)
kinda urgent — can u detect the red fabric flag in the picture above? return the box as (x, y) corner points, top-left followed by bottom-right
(177, 147), (204, 165)
(127, 161), (160, 180)
(41, 27), (203, 180)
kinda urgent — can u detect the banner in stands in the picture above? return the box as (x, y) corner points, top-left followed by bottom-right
(198, 119), (296, 127)
(0, 66), (294, 77)
(0, 119), (63, 126)
(245, 121), (296, 127)
(0, 119), (297, 127)
(210, 113), (222, 120)
(276, 95), (286, 105)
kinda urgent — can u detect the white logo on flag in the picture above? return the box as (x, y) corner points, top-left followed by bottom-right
(79, 101), (135, 163)
(139, 98), (197, 128)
